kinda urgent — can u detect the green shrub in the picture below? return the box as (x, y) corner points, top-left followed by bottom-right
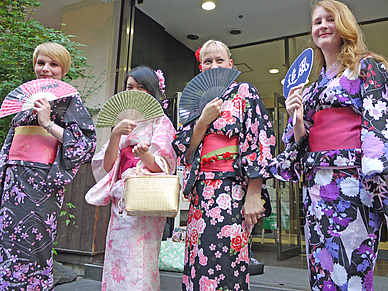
(0, 0), (92, 146)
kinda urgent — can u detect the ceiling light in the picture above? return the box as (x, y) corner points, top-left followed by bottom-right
(269, 69), (279, 74)
(201, 1), (216, 11)
(187, 34), (199, 40)
(229, 29), (241, 35)
(281, 79), (285, 85)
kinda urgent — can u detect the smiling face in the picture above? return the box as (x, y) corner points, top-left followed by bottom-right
(34, 54), (63, 80)
(200, 44), (233, 72)
(126, 76), (150, 94)
(312, 6), (343, 57)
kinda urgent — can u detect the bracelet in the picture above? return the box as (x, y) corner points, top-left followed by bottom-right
(43, 121), (54, 134)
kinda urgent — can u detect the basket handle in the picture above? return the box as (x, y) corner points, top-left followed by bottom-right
(135, 156), (170, 176)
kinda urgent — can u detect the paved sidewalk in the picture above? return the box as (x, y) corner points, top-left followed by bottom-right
(55, 265), (388, 291)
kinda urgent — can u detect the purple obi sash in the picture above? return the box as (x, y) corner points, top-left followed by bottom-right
(9, 126), (59, 165)
(200, 134), (238, 172)
(118, 145), (140, 179)
(309, 107), (361, 152)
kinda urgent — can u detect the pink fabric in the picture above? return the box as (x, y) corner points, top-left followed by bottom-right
(309, 107), (361, 152)
(9, 126), (58, 164)
(200, 134), (238, 172)
(85, 115), (177, 291)
(118, 146), (140, 179)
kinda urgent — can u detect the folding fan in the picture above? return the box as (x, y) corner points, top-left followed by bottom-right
(96, 90), (164, 128)
(0, 79), (78, 118)
(179, 67), (241, 126)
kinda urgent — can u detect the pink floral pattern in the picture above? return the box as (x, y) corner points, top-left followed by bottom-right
(86, 115), (176, 291)
(173, 82), (275, 290)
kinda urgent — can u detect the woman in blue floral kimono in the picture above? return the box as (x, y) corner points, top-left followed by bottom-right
(173, 40), (275, 291)
(0, 43), (96, 290)
(268, 1), (388, 290)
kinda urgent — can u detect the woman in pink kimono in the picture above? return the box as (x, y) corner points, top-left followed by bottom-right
(85, 66), (177, 291)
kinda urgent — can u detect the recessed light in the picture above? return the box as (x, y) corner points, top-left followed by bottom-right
(229, 29), (241, 35)
(187, 34), (199, 40)
(201, 1), (216, 11)
(269, 69), (279, 74)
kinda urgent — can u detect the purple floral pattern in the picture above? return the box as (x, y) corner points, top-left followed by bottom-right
(0, 95), (96, 290)
(268, 58), (388, 290)
(173, 82), (275, 290)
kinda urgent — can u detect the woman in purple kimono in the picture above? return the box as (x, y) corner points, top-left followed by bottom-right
(85, 66), (177, 291)
(173, 40), (275, 291)
(268, 1), (388, 290)
(0, 42), (96, 290)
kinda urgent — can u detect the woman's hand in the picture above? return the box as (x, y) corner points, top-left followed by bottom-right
(103, 119), (137, 173)
(285, 84), (306, 141)
(112, 119), (137, 137)
(243, 193), (265, 226)
(186, 98), (223, 160)
(198, 97), (223, 126)
(132, 141), (150, 157)
(133, 141), (163, 173)
(242, 179), (264, 226)
(285, 84), (304, 123)
(33, 97), (51, 128)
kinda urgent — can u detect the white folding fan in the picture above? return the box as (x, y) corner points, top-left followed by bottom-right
(0, 79), (79, 118)
(179, 67), (241, 126)
(96, 90), (164, 128)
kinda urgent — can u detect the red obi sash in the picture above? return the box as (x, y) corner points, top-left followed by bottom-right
(200, 134), (238, 172)
(9, 126), (59, 164)
(118, 145), (140, 179)
(309, 107), (361, 152)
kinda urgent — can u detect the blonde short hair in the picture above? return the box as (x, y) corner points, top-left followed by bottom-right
(33, 43), (71, 77)
(199, 39), (232, 62)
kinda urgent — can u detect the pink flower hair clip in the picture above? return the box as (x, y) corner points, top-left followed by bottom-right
(154, 69), (166, 93)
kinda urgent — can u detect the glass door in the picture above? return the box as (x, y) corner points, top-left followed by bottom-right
(273, 92), (302, 260)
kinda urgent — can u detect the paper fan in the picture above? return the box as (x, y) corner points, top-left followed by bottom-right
(0, 79), (78, 118)
(96, 90), (164, 128)
(179, 67), (241, 126)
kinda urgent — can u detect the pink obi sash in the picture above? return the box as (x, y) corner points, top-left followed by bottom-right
(9, 126), (59, 164)
(118, 145), (140, 179)
(200, 134), (238, 172)
(309, 107), (361, 152)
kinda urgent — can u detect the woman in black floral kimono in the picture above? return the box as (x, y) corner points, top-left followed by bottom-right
(0, 43), (96, 290)
(173, 39), (275, 291)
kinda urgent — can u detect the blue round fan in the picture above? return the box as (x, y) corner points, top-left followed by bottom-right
(179, 68), (241, 126)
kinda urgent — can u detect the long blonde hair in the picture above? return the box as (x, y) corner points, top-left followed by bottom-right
(312, 0), (387, 77)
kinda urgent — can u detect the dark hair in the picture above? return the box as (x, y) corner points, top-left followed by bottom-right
(124, 66), (161, 101)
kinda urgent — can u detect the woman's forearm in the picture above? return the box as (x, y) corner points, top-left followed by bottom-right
(103, 134), (120, 172)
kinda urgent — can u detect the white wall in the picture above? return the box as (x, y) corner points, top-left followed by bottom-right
(61, 0), (121, 151)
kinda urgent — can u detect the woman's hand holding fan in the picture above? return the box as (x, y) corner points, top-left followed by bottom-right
(198, 97), (223, 125)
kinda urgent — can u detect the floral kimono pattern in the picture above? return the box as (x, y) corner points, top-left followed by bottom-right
(268, 58), (388, 290)
(173, 82), (275, 291)
(0, 95), (96, 290)
(85, 115), (176, 291)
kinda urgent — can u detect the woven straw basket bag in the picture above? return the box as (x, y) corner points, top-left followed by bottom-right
(123, 157), (180, 217)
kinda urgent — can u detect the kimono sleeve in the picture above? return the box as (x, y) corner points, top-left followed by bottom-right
(0, 127), (14, 186)
(172, 119), (200, 166)
(360, 58), (388, 176)
(149, 115), (177, 174)
(60, 95), (96, 170)
(239, 83), (276, 179)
